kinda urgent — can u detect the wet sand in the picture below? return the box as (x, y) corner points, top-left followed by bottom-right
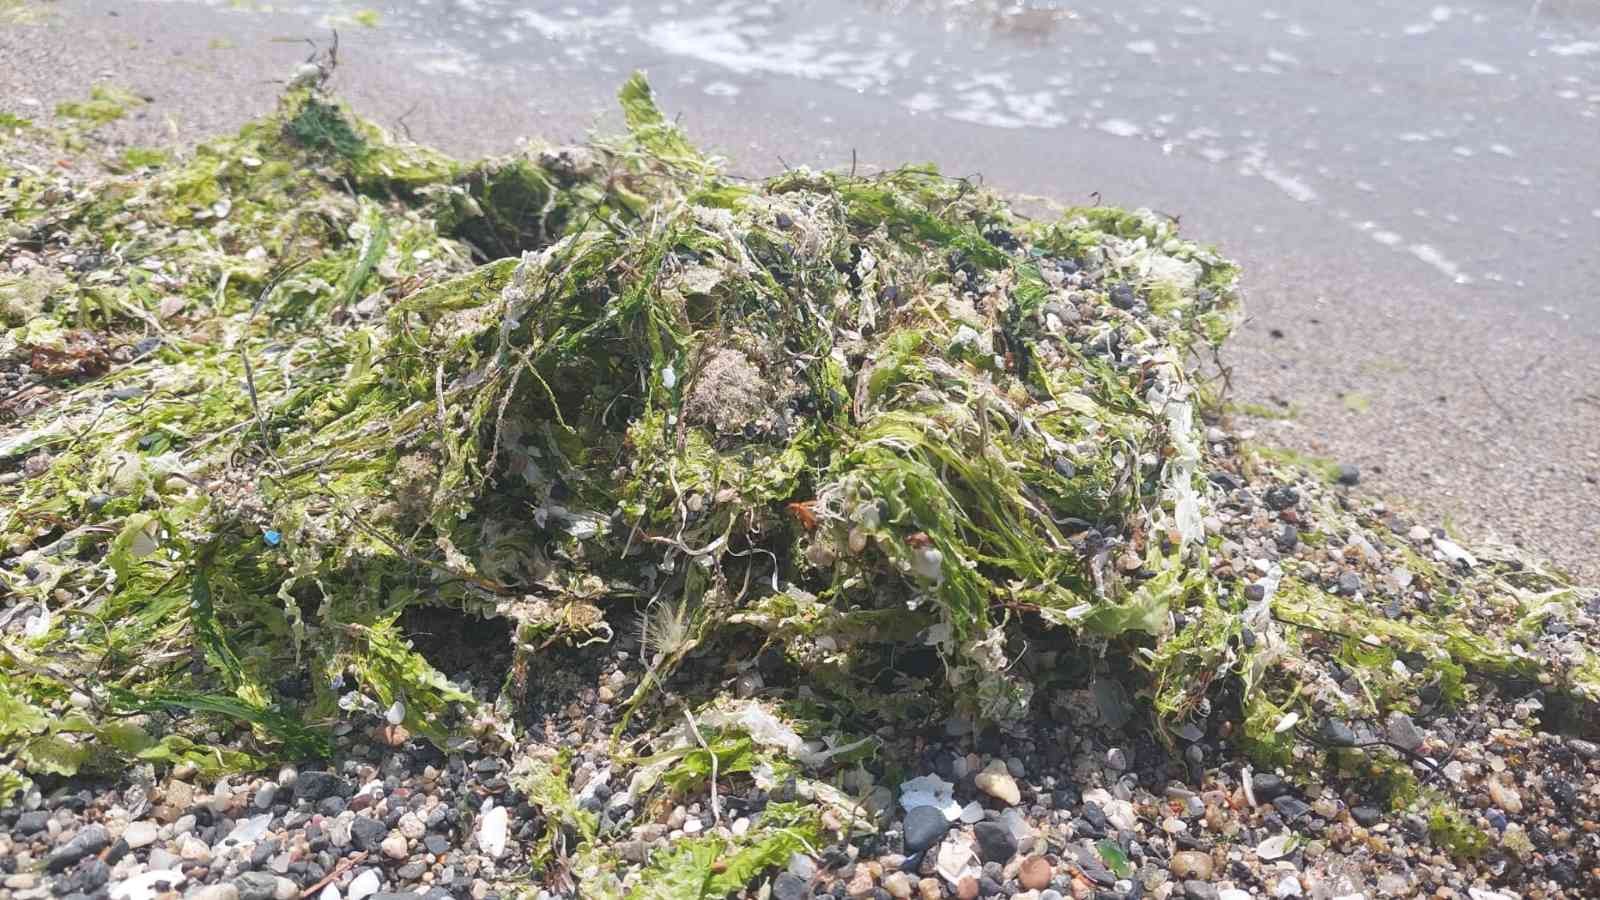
(3, 0), (1597, 577)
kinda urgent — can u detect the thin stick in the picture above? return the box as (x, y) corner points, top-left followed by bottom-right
(682, 707), (721, 825)
(299, 850), (366, 898)
(1470, 369), (1515, 423)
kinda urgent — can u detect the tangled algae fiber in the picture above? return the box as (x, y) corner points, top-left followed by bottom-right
(2, 70), (1597, 829)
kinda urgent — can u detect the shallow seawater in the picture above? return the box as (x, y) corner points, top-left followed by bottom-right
(150, 0), (1600, 301)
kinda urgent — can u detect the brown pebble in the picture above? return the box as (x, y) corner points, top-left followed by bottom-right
(1169, 849), (1214, 881)
(1019, 855), (1053, 890)
(918, 876), (943, 900)
(846, 867), (877, 898)
(956, 875), (979, 900)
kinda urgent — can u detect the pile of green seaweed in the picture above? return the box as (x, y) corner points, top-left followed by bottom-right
(2, 70), (1596, 813)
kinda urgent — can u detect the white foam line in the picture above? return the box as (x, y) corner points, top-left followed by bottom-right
(1550, 41), (1600, 57)
(1408, 243), (1474, 284)
(1259, 167), (1318, 203)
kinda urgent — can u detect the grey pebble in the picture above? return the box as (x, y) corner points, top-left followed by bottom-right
(233, 871), (280, 900)
(46, 824), (109, 873)
(903, 805), (951, 854)
(254, 783), (278, 810)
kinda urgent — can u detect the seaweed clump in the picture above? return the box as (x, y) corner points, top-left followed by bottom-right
(3, 66), (1599, 897)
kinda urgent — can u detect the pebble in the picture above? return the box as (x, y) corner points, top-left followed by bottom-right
(1273, 796), (1312, 823)
(255, 783), (278, 810)
(350, 815), (388, 852)
(47, 823), (109, 872)
(1385, 712), (1424, 751)
(477, 805), (509, 859)
(772, 872), (809, 900)
(398, 812), (426, 840)
(292, 771), (351, 802)
(1319, 719), (1358, 746)
(903, 805), (951, 853)
(973, 820), (1018, 864)
(381, 833), (409, 859)
(347, 868), (381, 900)
(177, 833), (212, 863)
(1185, 880), (1220, 900)
(884, 871), (914, 899)
(234, 872), (280, 900)
(975, 760), (1021, 806)
(1018, 856), (1052, 890)
(1487, 778), (1523, 814)
(123, 820), (159, 849)
(193, 886), (241, 900)
(788, 853), (817, 880)
(15, 810), (50, 835)
(1169, 850), (1214, 881)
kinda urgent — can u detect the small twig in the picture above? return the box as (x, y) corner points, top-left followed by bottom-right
(1295, 724), (1458, 786)
(299, 850), (366, 898)
(682, 707), (721, 825)
(395, 101), (420, 141)
(240, 261), (309, 468)
(1470, 369), (1515, 423)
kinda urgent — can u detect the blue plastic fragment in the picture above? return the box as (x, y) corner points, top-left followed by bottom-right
(264, 529), (282, 546)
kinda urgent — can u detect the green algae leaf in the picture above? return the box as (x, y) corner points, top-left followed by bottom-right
(286, 94), (367, 159)
(106, 513), (162, 583)
(0, 765), (32, 809)
(188, 554), (245, 688)
(105, 687), (331, 759)
(345, 618), (476, 744)
(659, 734), (761, 794)
(134, 734), (265, 777)
(0, 690), (50, 738)
(117, 147), (168, 170)
(335, 207), (390, 308)
(15, 734), (92, 777)
(618, 72), (715, 175)
(705, 825), (819, 895)
(627, 823), (819, 900)
(1428, 803), (1490, 859)
(55, 84), (142, 125)
(628, 839), (719, 900)
(515, 750), (599, 845)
